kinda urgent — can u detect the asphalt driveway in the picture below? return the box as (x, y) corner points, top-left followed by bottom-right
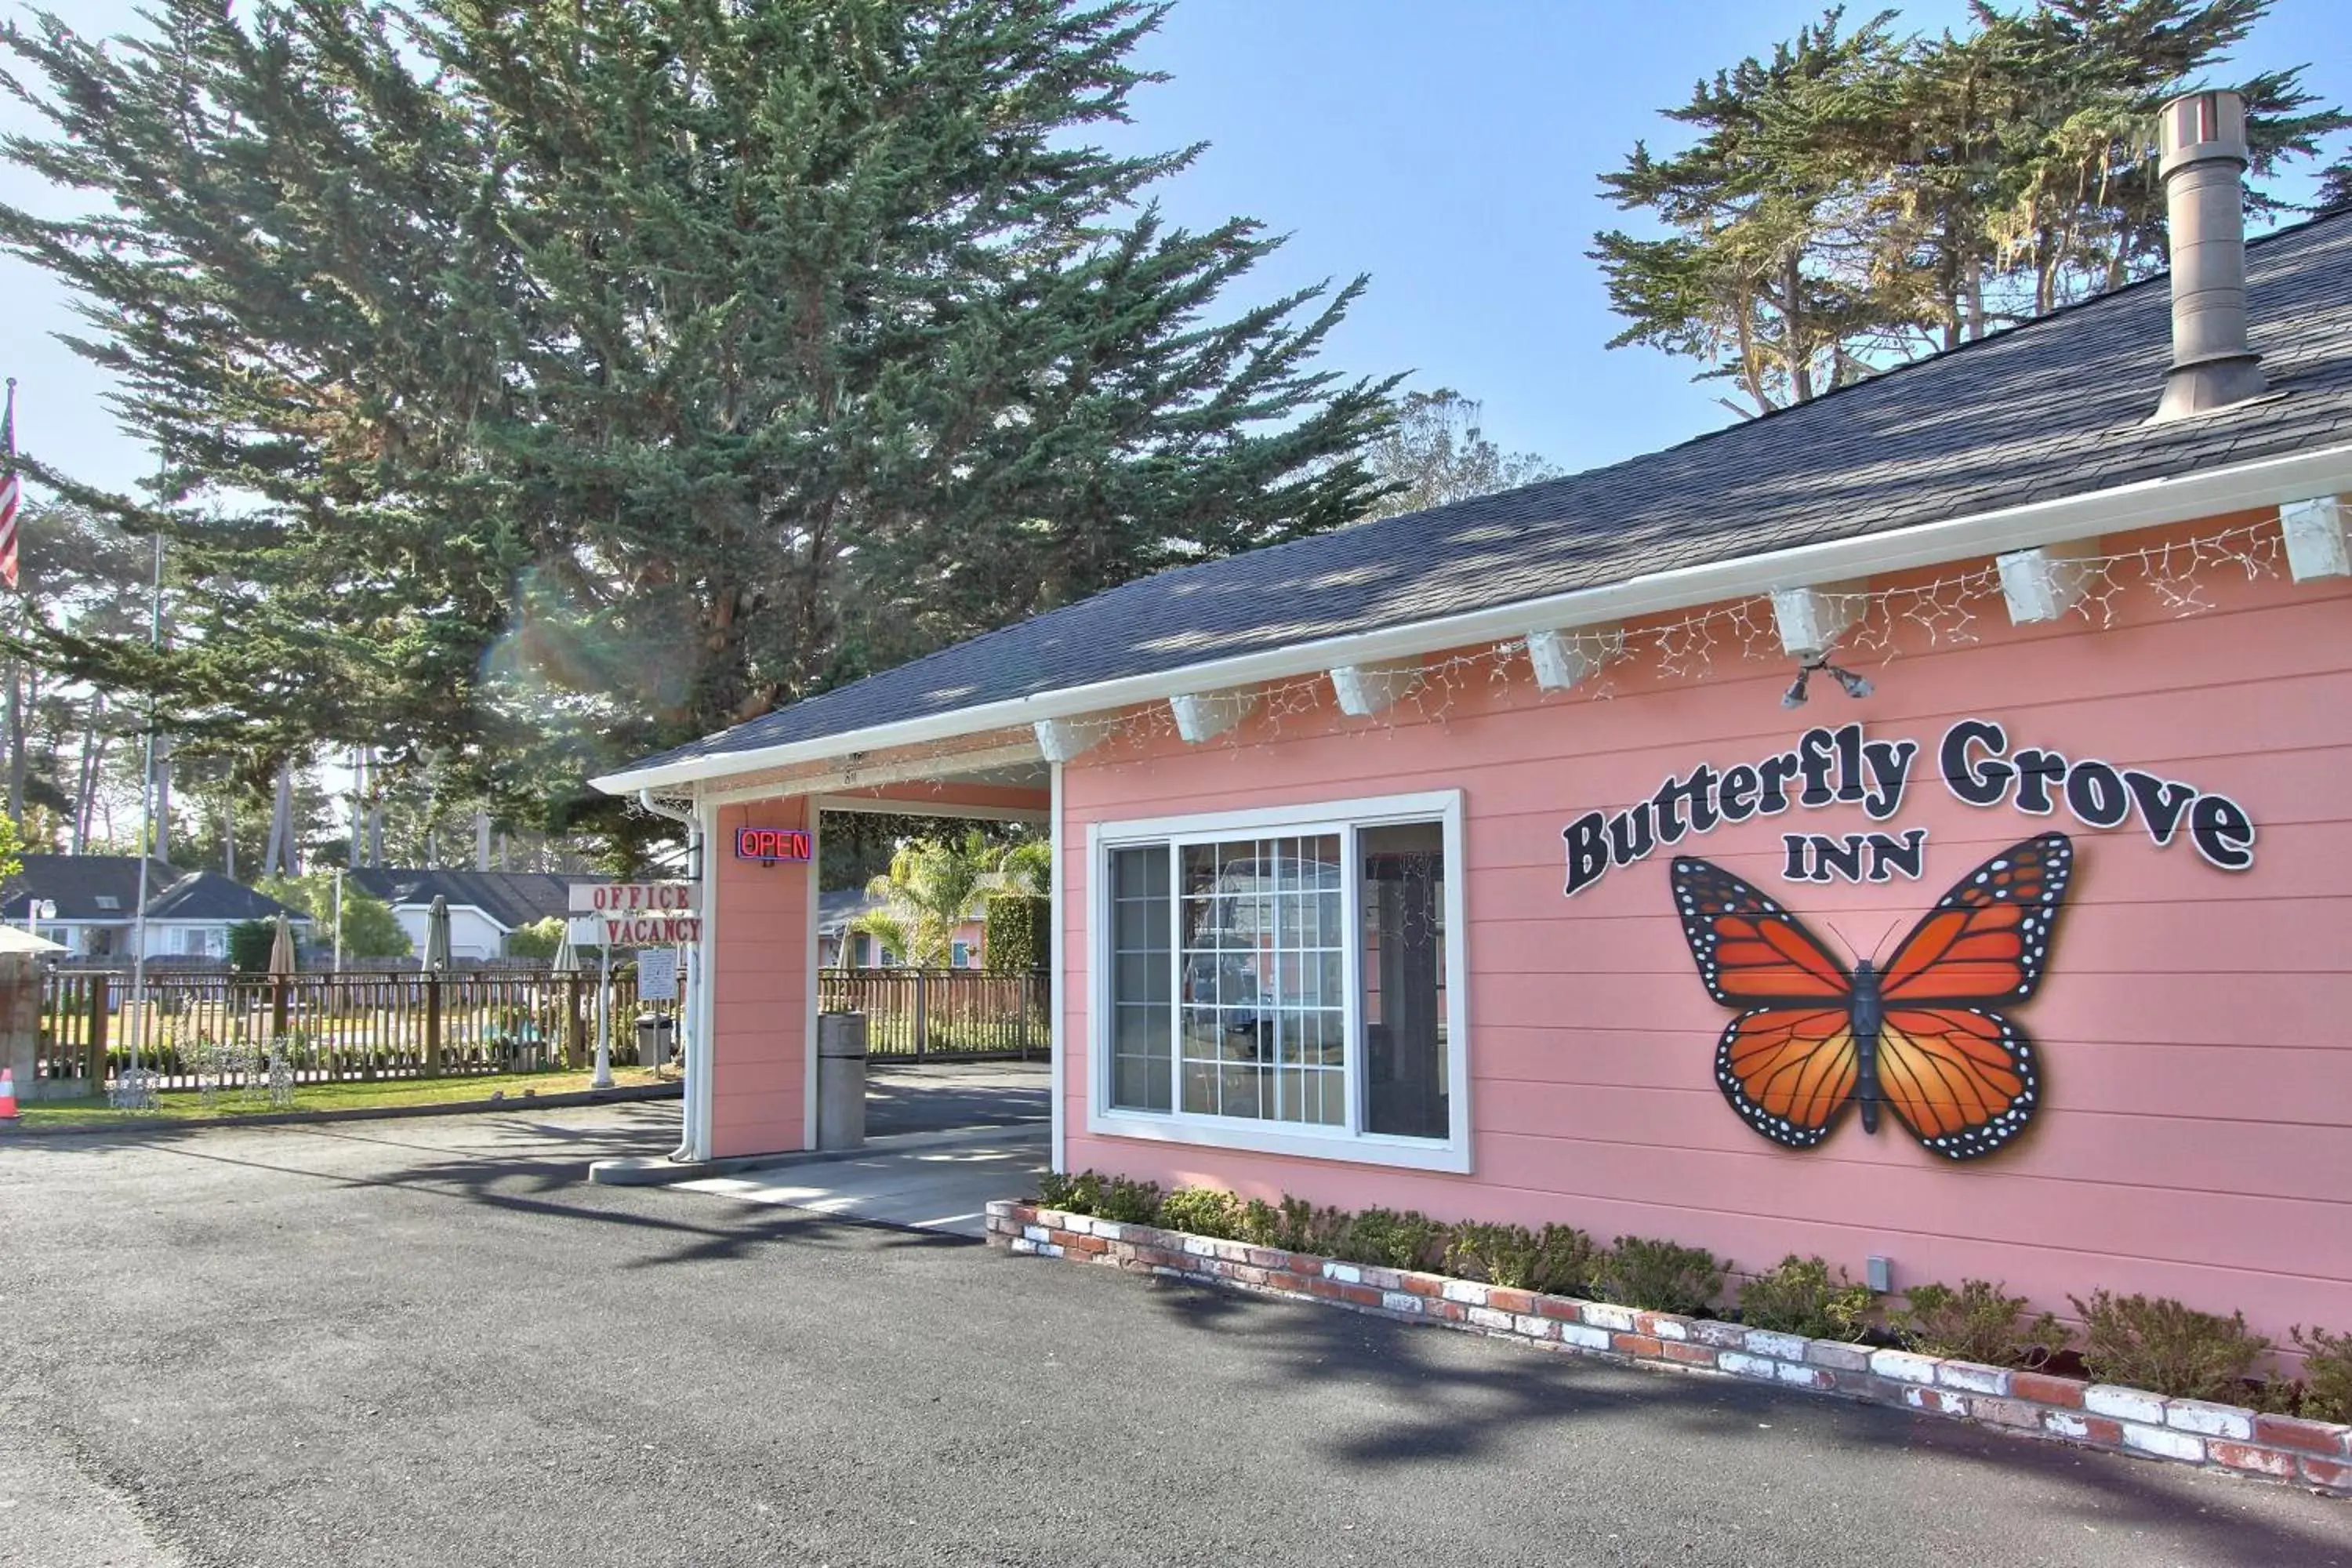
(2, 1105), (2346, 1568)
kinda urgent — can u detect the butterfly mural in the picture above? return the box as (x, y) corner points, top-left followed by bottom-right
(1669, 833), (2074, 1162)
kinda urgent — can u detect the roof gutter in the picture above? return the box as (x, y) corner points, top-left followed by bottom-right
(590, 439), (2352, 796)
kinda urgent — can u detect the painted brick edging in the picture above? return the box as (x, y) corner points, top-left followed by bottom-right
(986, 1201), (2352, 1497)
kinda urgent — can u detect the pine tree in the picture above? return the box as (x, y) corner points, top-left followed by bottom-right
(1590, 9), (1903, 415)
(0, 1), (1398, 855)
(1591, 2), (2350, 412)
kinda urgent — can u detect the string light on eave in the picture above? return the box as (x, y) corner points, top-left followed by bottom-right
(739, 517), (2293, 794)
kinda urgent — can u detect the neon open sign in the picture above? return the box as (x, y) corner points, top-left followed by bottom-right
(735, 826), (812, 863)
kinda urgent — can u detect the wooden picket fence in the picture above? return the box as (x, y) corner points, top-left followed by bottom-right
(30, 965), (1044, 1094)
(33, 968), (660, 1094)
(817, 967), (1049, 1060)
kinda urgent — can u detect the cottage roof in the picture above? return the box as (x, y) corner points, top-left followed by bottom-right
(0, 856), (306, 924)
(346, 869), (593, 932)
(604, 210), (2352, 786)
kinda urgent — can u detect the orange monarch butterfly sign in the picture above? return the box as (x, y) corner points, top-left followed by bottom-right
(1671, 835), (2068, 1162)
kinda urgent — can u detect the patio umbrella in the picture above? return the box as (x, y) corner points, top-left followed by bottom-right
(550, 922), (581, 976)
(267, 911), (297, 977)
(424, 895), (452, 971)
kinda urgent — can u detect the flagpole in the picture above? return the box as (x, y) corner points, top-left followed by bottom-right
(3, 377), (23, 825)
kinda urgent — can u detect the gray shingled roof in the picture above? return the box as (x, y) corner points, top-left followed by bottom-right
(347, 869), (591, 931)
(2, 856), (306, 924)
(622, 211), (2352, 778)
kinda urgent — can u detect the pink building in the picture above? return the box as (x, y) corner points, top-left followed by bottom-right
(595, 139), (2352, 1347)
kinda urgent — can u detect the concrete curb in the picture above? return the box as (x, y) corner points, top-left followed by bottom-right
(3, 1081), (683, 1140)
(589, 1120), (1047, 1186)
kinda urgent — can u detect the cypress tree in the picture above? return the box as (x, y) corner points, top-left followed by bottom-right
(0, 1), (1397, 850)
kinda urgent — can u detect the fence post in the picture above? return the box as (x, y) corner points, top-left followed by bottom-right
(565, 972), (585, 1069)
(913, 970), (927, 1062)
(87, 972), (111, 1091)
(424, 975), (443, 1078)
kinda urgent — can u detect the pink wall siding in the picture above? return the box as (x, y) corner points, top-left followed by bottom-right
(710, 799), (813, 1158)
(1060, 514), (2352, 1342)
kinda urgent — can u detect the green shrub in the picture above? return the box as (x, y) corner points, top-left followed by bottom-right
(982, 894), (1051, 975)
(1033, 1170), (1157, 1225)
(1098, 1175), (1162, 1225)
(1446, 1222), (1600, 1298)
(1445, 1222), (1536, 1289)
(2071, 1291), (2270, 1402)
(1159, 1187), (1245, 1240)
(1334, 1208), (1448, 1271)
(1591, 1236), (1726, 1317)
(226, 919), (276, 973)
(2290, 1325), (2352, 1423)
(504, 916), (565, 960)
(1737, 1255), (1876, 1341)
(1036, 1170), (1102, 1214)
(1236, 1196), (1352, 1256)
(1890, 1279), (2067, 1368)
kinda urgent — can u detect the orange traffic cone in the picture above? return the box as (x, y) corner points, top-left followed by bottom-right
(0, 1067), (18, 1123)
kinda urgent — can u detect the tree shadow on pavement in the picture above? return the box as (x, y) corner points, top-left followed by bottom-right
(1135, 1277), (2350, 1567)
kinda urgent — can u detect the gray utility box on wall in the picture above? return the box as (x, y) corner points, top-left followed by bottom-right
(816, 1011), (869, 1151)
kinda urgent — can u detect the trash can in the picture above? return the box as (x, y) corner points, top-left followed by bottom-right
(635, 1012), (674, 1069)
(816, 1011), (868, 1151)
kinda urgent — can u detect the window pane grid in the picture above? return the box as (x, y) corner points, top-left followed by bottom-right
(1102, 808), (1450, 1149)
(1171, 833), (1344, 1128)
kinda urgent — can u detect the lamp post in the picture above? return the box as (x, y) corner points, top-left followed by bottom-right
(592, 933), (615, 1092)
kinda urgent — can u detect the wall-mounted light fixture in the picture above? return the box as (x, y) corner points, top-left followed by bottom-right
(1781, 652), (1874, 710)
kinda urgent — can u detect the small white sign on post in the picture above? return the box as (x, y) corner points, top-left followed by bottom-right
(637, 948), (680, 1001)
(569, 881), (697, 915)
(567, 917), (606, 949)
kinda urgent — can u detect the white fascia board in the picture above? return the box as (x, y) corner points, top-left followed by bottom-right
(589, 441), (2352, 795)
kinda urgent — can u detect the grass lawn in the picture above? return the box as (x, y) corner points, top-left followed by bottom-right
(12, 1065), (677, 1131)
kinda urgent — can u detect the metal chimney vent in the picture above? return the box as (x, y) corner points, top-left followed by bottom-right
(2151, 89), (2267, 422)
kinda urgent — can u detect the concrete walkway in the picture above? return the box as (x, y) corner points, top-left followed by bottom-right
(668, 1123), (1047, 1236)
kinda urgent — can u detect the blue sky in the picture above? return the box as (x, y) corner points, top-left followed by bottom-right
(3, 0), (2347, 494)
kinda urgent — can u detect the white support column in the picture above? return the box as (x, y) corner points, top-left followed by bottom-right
(1168, 688), (1257, 743)
(1525, 627), (1620, 691)
(679, 794), (716, 1163)
(1770, 581), (1865, 658)
(1047, 760), (1065, 1175)
(1033, 717), (1105, 764)
(1995, 541), (2096, 624)
(2281, 495), (2350, 582)
(1329, 661), (1421, 717)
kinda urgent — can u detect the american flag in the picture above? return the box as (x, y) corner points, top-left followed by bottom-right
(0, 379), (19, 592)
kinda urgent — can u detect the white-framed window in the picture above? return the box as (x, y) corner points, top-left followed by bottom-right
(951, 939), (972, 969)
(1087, 789), (1469, 1173)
